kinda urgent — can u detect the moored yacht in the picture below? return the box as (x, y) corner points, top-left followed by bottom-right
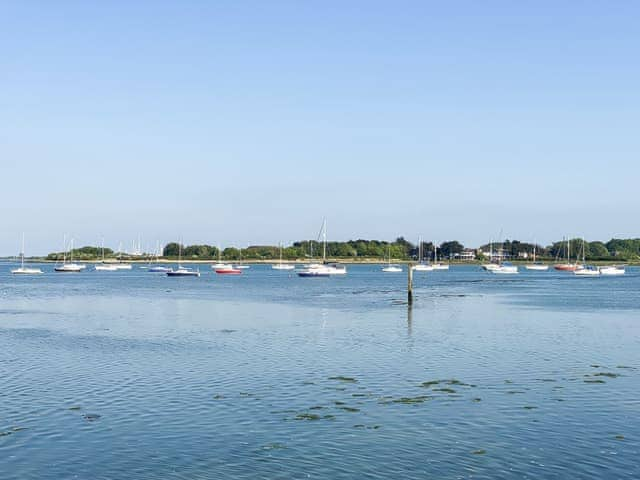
(272, 243), (296, 270)
(574, 265), (600, 276)
(382, 245), (403, 272)
(166, 241), (200, 277)
(297, 219), (347, 277)
(54, 237), (86, 272)
(11, 234), (43, 275)
(382, 265), (403, 272)
(167, 266), (201, 277)
(412, 237), (433, 271)
(599, 265), (625, 276)
(95, 264), (119, 271)
(489, 262), (518, 274)
(554, 237), (580, 271)
(298, 262), (346, 277)
(431, 243), (449, 270)
(525, 242), (549, 271)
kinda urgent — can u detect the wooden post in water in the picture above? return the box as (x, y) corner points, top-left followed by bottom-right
(407, 263), (413, 306)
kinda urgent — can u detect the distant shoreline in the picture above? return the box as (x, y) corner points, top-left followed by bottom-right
(8, 258), (638, 266)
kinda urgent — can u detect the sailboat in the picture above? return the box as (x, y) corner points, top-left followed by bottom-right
(487, 239), (518, 274)
(431, 242), (449, 270)
(235, 247), (250, 269)
(148, 241), (171, 273)
(212, 245), (232, 270)
(95, 239), (118, 271)
(215, 245), (242, 274)
(11, 234), (43, 274)
(525, 242), (549, 271)
(481, 239), (500, 271)
(167, 242), (201, 277)
(554, 237), (580, 271)
(54, 236), (86, 272)
(382, 245), (403, 272)
(413, 236), (433, 271)
(298, 219), (346, 277)
(574, 239), (599, 276)
(111, 242), (132, 270)
(272, 243), (295, 270)
(490, 261), (518, 274)
(599, 265), (625, 276)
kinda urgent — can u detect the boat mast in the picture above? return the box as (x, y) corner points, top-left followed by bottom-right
(322, 218), (327, 262)
(20, 233), (25, 269)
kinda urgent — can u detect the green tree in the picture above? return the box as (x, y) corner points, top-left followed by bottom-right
(439, 241), (464, 259)
(163, 243), (182, 257)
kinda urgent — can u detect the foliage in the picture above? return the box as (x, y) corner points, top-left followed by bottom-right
(46, 246), (114, 261)
(438, 241), (464, 258)
(45, 237), (640, 262)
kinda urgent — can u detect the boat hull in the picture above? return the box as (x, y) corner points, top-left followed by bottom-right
(574, 269), (600, 276)
(95, 265), (118, 271)
(148, 266), (172, 273)
(272, 264), (295, 270)
(297, 271), (330, 277)
(599, 267), (625, 276)
(11, 268), (43, 275)
(554, 264), (580, 271)
(54, 265), (84, 272)
(525, 265), (549, 271)
(215, 269), (242, 275)
(491, 268), (518, 274)
(412, 264), (433, 272)
(167, 269), (201, 277)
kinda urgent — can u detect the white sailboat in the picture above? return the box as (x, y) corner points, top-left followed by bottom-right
(272, 243), (295, 270)
(382, 245), (403, 272)
(235, 247), (250, 269)
(212, 245), (232, 270)
(298, 219), (346, 277)
(54, 236), (86, 272)
(481, 239), (500, 271)
(11, 234), (43, 274)
(490, 262), (519, 274)
(95, 239), (118, 271)
(599, 265), (625, 276)
(574, 238), (600, 276)
(112, 242), (132, 270)
(413, 236), (433, 271)
(148, 241), (171, 273)
(431, 242), (449, 270)
(525, 242), (549, 271)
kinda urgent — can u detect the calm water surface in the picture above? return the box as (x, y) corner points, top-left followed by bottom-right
(1, 264), (639, 479)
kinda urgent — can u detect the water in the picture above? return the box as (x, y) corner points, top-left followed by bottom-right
(1, 264), (639, 479)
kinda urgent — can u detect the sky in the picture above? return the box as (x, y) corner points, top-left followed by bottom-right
(1, 1), (639, 255)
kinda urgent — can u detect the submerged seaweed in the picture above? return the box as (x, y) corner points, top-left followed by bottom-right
(391, 395), (432, 404)
(295, 413), (321, 421)
(328, 376), (357, 383)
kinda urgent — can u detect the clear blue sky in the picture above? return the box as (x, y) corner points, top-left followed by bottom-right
(2, 1), (639, 255)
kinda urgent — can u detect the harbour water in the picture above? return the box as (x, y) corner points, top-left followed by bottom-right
(1, 264), (639, 479)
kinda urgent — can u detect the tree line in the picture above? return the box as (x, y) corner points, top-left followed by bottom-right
(44, 237), (640, 261)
